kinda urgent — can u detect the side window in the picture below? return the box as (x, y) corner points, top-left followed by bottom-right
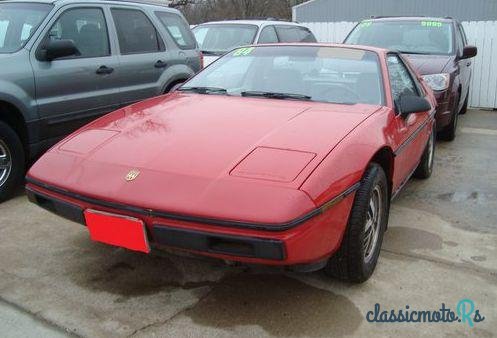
(297, 27), (317, 42)
(155, 11), (196, 50)
(387, 55), (419, 102)
(258, 26), (278, 44)
(111, 8), (161, 54)
(48, 8), (110, 58)
(275, 25), (316, 43)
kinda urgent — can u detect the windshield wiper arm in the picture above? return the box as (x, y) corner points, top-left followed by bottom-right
(201, 50), (224, 56)
(396, 50), (426, 55)
(240, 91), (311, 101)
(178, 86), (228, 95)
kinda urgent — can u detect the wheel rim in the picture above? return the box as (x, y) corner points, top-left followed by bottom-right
(427, 129), (434, 170)
(0, 139), (12, 187)
(363, 185), (382, 263)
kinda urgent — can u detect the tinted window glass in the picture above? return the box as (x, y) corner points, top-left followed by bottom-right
(192, 24), (257, 54)
(275, 26), (316, 43)
(387, 55), (418, 101)
(0, 2), (52, 53)
(346, 20), (454, 55)
(48, 8), (109, 58)
(183, 46), (384, 105)
(258, 26), (278, 43)
(155, 11), (196, 49)
(112, 9), (160, 54)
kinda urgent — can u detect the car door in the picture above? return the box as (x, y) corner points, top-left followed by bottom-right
(387, 54), (431, 190)
(456, 23), (471, 109)
(30, 5), (121, 140)
(109, 6), (172, 106)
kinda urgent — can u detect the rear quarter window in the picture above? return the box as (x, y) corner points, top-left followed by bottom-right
(275, 25), (316, 43)
(155, 11), (196, 50)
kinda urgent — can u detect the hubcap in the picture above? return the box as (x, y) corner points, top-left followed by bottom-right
(363, 185), (382, 263)
(0, 139), (12, 187)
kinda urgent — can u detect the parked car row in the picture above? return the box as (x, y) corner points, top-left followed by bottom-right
(0, 0), (478, 283)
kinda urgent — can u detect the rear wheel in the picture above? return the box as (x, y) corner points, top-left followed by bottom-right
(0, 121), (25, 202)
(324, 163), (388, 283)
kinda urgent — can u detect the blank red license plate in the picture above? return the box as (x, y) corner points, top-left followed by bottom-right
(84, 209), (150, 253)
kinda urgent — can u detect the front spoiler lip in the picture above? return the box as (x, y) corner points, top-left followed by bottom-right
(25, 176), (360, 232)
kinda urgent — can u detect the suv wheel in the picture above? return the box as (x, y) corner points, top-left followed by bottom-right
(0, 121), (25, 202)
(324, 163), (388, 283)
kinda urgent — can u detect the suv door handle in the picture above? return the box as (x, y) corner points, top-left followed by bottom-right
(96, 65), (114, 75)
(154, 60), (168, 68)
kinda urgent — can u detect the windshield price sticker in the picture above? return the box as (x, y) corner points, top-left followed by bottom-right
(359, 21), (372, 28)
(421, 21), (443, 28)
(233, 47), (255, 56)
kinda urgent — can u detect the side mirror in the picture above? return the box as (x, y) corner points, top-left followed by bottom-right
(41, 39), (79, 61)
(461, 45), (477, 59)
(396, 95), (431, 118)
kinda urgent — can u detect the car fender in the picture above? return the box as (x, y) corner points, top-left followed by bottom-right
(300, 107), (394, 207)
(158, 64), (195, 94)
(0, 80), (37, 122)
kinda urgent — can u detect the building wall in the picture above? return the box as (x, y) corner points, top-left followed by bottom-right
(293, 0), (497, 23)
(301, 20), (497, 109)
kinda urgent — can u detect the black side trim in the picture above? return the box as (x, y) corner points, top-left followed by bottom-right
(26, 187), (85, 225)
(153, 225), (286, 260)
(26, 177), (360, 232)
(394, 110), (435, 157)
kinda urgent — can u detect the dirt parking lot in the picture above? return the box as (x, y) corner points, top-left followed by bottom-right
(1, 109), (496, 338)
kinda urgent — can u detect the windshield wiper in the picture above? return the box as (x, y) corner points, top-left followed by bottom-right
(240, 91), (311, 101)
(178, 86), (228, 95)
(396, 50), (427, 55)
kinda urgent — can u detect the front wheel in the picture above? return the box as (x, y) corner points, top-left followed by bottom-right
(414, 125), (435, 179)
(324, 163), (388, 283)
(0, 121), (25, 202)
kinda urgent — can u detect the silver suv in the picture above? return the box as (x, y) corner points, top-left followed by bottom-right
(0, 0), (201, 201)
(192, 19), (317, 66)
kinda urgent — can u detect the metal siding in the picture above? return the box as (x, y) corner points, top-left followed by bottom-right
(294, 0), (497, 22)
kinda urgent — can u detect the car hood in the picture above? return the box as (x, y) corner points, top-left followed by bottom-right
(404, 54), (454, 75)
(29, 93), (381, 223)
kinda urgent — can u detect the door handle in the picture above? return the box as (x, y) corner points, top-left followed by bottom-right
(466, 61), (472, 66)
(96, 65), (114, 75)
(154, 60), (168, 68)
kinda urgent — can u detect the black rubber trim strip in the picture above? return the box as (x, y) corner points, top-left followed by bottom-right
(153, 225), (286, 260)
(26, 177), (360, 232)
(393, 109), (436, 157)
(26, 186), (85, 225)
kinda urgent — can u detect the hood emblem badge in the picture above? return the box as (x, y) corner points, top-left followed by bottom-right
(125, 169), (140, 182)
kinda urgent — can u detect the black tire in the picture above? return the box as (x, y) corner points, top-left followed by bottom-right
(438, 106), (459, 141)
(324, 163), (388, 283)
(459, 93), (469, 115)
(414, 125), (435, 179)
(0, 121), (25, 202)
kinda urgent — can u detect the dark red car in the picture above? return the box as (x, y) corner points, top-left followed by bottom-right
(27, 44), (436, 283)
(345, 17), (477, 140)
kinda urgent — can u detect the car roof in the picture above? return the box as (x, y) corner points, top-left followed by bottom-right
(2, 0), (179, 12)
(241, 42), (390, 55)
(365, 16), (455, 23)
(195, 20), (303, 27)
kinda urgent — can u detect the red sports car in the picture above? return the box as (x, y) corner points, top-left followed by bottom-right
(26, 44), (436, 283)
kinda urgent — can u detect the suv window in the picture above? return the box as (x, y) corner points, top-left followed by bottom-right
(155, 11), (196, 50)
(0, 2), (53, 53)
(275, 25), (316, 43)
(48, 8), (109, 58)
(387, 55), (419, 102)
(258, 25), (278, 43)
(112, 8), (161, 54)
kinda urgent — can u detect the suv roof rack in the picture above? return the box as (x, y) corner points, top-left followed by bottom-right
(224, 17), (291, 22)
(104, 0), (171, 7)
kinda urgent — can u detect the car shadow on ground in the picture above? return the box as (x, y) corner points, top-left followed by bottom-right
(67, 232), (363, 337)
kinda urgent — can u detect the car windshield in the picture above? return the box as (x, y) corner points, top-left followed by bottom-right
(180, 46), (384, 105)
(0, 2), (53, 53)
(192, 24), (258, 54)
(345, 20), (454, 55)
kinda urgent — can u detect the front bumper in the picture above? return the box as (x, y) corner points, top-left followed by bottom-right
(26, 180), (357, 266)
